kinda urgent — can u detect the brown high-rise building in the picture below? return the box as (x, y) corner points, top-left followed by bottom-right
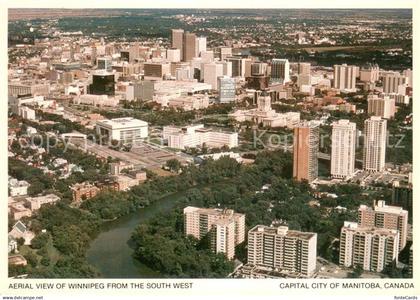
(293, 121), (319, 182)
(358, 200), (408, 251)
(183, 32), (197, 62)
(171, 29), (184, 61)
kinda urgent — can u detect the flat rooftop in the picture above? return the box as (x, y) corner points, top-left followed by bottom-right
(97, 117), (148, 128)
(249, 225), (316, 240)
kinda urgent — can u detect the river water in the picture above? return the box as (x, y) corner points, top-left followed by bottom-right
(86, 192), (182, 278)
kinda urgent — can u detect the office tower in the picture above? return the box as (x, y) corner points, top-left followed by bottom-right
(220, 61), (232, 77)
(132, 80), (154, 101)
(89, 71), (115, 96)
(403, 69), (413, 88)
(120, 50), (130, 62)
(91, 46), (97, 65)
(129, 43), (140, 62)
(363, 116), (387, 172)
(218, 76), (236, 103)
(143, 62), (171, 79)
(251, 62), (268, 76)
(247, 225), (317, 277)
(298, 62), (311, 75)
(358, 200), (408, 251)
(333, 64), (358, 91)
(293, 121), (319, 182)
(171, 29), (184, 61)
(97, 57), (112, 72)
(200, 50), (214, 63)
(368, 95), (396, 119)
(339, 221), (399, 272)
(360, 63), (379, 83)
(220, 47), (232, 61)
(227, 57), (246, 78)
(382, 72), (407, 94)
(196, 36), (207, 56)
(271, 59), (290, 84)
(183, 207), (245, 260)
(183, 32), (197, 62)
(203, 62), (224, 90)
(331, 120), (356, 178)
(166, 48), (181, 63)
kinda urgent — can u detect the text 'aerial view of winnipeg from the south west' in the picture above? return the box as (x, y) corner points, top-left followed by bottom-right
(7, 8), (413, 283)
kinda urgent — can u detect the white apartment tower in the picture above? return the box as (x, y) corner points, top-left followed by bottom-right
(333, 64), (358, 91)
(363, 116), (387, 172)
(331, 120), (356, 178)
(247, 225), (317, 277)
(382, 72), (407, 94)
(339, 221), (399, 272)
(368, 95), (396, 119)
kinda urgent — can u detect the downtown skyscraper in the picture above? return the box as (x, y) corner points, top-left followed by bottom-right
(331, 120), (357, 178)
(363, 116), (387, 172)
(293, 121), (319, 182)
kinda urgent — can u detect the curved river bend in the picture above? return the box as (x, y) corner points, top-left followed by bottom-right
(86, 192), (182, 278)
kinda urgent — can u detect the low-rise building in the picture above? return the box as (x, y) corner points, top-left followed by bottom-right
(96, 117), (148, 144)
(8, 177), (30, 197)
(163, 124), (238, 150)
(70, 182), (101, 203)
(26, 194), (60, 211)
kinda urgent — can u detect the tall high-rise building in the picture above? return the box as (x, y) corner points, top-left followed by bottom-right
(183, 32), (197, 62)
(391, 181), (413, 220)
(171, 29), (184, 61)
(203, 62), (224, 90)
(403, 69), (413, 88)
(219, 47), (232, 61)
(360, 63), (380, 83)
(339, 221), (399, 272)
(382, 72), (407, 94)
(89, 71), (115, 96)
(166, 48), (181, 63)
(196, 36), (207, 56)
(97, 57), (113, 72)
(251, 62), (268, 76)
(358, 200), (408, 251)
(363, 116), (387, 172)
(271, 59), (290, 84)
(247, 225), (317, 277)
(183, 206), (245, 260)
(333, 64), (358, 91)
(228, 57), (246, 78)
(293, 121), (319, 182)
(331, 120), (356, 178)
(298, 62), (311, 75)
(218, 76), (236, 103)
(368, 95), (396, 119)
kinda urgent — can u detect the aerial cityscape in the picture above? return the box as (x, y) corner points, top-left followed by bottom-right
(7, 8), (413, 279)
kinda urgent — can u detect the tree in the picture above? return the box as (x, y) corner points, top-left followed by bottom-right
(166, 159), (182, 173)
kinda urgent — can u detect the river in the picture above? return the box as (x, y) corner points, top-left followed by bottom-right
(86, 191), (184, 278)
